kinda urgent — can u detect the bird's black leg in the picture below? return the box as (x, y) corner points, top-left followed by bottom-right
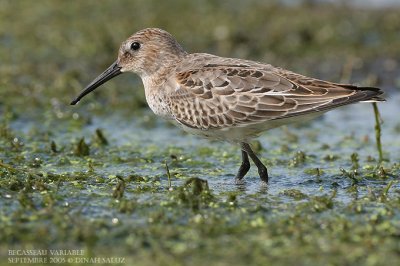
(235, 150), (250, 182)
(241, 142), (268, 183)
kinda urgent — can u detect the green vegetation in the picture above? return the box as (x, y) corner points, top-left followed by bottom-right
(0, 1), (399, 266)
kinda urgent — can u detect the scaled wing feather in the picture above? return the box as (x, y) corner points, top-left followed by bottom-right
(168, 57), (381, 130)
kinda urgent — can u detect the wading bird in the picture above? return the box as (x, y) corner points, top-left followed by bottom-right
(71, 28), (384, 183)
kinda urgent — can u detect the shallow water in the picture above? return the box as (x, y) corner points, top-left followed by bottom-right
(5, 93), (399, 205)
(2, 90), (398, 266)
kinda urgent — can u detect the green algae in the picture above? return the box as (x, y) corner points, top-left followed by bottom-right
(1, 102), (399, 266)
(1, 1), (400, 266)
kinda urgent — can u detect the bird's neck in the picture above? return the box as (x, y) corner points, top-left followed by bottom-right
(139, 47), (188, 82)
(141, 51), (187, 88)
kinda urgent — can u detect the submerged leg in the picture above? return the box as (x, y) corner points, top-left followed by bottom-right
(235, 150), (250, 181)
(241, 142), (268, 183)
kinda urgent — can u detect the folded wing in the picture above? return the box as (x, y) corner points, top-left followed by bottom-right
(168, 62), (383, 130)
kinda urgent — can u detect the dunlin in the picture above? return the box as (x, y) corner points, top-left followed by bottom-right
(71, 28), (384, 183)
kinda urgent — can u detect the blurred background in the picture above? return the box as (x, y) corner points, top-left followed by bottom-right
(1, 0), (399, 111)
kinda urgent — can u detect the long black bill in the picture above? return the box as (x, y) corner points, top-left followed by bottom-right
(70, 61), (122, 105)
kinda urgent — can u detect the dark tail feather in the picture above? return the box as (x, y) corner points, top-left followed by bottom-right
(337, 84), (385, 103)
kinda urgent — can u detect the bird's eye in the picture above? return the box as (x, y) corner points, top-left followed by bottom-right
(130, 42), (141, 51)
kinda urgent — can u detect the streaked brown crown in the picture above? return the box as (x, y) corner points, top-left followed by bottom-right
(117, 28), (188, 77)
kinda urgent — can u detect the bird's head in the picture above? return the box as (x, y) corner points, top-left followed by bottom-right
(71, 28), (186, 105)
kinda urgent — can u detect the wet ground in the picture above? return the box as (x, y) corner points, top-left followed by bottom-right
(1, 90), (399, 265)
